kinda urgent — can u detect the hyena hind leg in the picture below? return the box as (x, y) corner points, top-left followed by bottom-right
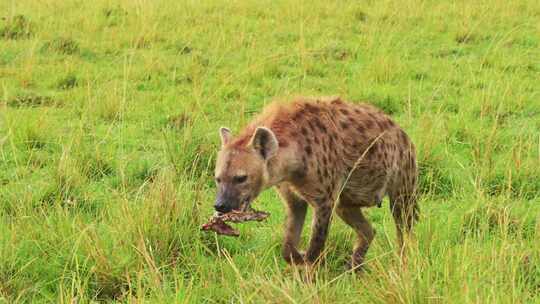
(335, 203), (375, 271)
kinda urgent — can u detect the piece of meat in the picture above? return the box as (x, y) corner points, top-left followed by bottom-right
(218, 209), (270, 223)
(201, 218), (239, 237)
(201, 209), (270, 237)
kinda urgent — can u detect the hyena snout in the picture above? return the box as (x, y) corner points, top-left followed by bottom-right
(214, 197), (233, 213)
(214, 188), (243, 213)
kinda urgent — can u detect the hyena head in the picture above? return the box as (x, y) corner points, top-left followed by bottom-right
(214, 126), (278, 213)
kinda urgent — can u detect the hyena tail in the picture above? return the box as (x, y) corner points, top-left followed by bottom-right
(390, 192), (419, 241)
(389, 175), (419, 248)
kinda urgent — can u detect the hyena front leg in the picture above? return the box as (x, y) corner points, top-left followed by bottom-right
(305, 204), (332, 264)
(277, 185), (308, 265)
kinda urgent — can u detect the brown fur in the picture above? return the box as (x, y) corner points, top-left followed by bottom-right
(215, 96), (418, 269)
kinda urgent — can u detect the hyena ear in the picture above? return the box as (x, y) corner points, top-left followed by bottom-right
(249, 127), (279, 160)
(219, 127), (233, 147)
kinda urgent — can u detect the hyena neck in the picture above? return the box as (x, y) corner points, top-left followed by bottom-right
(265, 142), (303, 187)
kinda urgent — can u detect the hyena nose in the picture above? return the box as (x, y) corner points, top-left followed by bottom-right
(214, 199), (232, 213)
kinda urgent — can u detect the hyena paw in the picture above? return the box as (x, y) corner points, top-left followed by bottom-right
(282, 247), (306, 265)
(345, 253), (366, 273)
(345, 260), (364, 272)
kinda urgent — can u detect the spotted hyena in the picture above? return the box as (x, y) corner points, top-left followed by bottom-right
(214, 96), (418, 269)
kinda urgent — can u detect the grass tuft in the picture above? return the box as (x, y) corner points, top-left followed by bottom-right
(41, 37), (80, 55)
(56, 74), (78, 90)
(0, 15), (32, 39)
(5, 93), (58, 108)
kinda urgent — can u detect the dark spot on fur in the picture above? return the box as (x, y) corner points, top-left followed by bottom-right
(292, 168), (306, 180)
(340, 109), (349, 115)
(331, 98), (344, 105)
(399, 130), (408, 143)
(305, 103), (319, 114)
(325, 142), (330, 153)
(367, 145), (377, 157)
(292, 109), (305, 122)
(365, 120), (374, 129)
(313, 136), (320, 145)
(315, 120), (326, 132)
(310, 121), (320, 132)
(305, 146), (312, 155)
(354, 109), (361, 114)
(356, 125), (365, 133)
(302, 156), (308, 168)
(301, 127), (308, 136)
(340, 121), (349, 129)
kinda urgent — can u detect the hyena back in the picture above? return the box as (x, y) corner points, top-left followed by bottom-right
(214, 96), (418, 269)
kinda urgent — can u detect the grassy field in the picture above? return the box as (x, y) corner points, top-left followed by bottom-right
(1, 0), (539, 302)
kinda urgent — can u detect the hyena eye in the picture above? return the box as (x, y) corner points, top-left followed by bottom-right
(233, 175), (248, 184)
(215, 177), (221, 183)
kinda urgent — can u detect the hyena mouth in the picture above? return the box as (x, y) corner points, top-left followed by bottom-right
(213, 198), (252, 216)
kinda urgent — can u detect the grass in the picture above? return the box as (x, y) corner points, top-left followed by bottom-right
(0, 0), (539, 302)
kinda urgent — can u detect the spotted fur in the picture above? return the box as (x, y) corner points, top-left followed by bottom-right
(214, 96), (418, 269)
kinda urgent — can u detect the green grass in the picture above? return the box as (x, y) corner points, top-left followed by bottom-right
(1, 0), (539, 302)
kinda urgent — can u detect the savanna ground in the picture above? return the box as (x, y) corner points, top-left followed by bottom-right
(1, 0), (539, 303)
